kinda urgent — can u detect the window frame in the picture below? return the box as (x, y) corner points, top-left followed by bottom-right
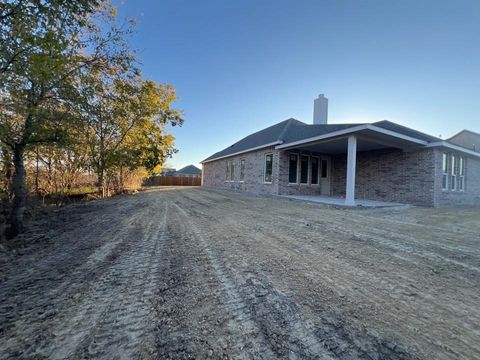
(230, 159), (235, 182)
(310, 156), (319, 185)
(288, 153), (299, 184)
(451, 154), (457, 191)
(264, 153), (273, 184)
(441, 152), (449, 190)
(300, 155), (309, 184)
(240, 159), (245, 182)
(225, 160), (230, 181)
(225, 160), (235, 182)
(320, 159), (329, 179)
(459, 156), (465, 192)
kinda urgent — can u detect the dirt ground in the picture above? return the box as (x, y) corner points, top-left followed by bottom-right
(1, 187), (479, 359)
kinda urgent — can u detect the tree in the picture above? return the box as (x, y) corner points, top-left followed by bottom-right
(78, 73), (183, 197)
(0, 0), (133, 238)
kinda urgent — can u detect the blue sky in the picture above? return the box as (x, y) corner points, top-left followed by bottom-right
(115, 0), (480, 169)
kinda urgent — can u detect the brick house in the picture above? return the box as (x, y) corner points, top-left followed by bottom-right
(201, 95), (480, 207)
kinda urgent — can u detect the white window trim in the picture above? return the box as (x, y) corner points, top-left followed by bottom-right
(310, 156), (320, 185)
(263, 153), (273, 184)
(288, 153), (299, 185)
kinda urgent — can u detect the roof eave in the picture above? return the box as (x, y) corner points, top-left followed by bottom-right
(201, 140), (283, 164)
(275, 124), (428, 150)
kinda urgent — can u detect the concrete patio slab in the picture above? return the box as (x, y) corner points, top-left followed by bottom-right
(280, 195), (409, 208)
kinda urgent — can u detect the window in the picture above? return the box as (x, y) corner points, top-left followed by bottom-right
(311, 157), (319, 185)
(321, 159), (328, 178)
(288, 154), (298, 183)
(240, 159), (245, 182)
(300, 155), (309, 184)
(225, 160), (234, 181)
(451, 155), (457, 190)
(264, 153), (273, 183)
(459, 157), (465, 191)
(230, 160), (235, 181)
(442, 153), (448, 190)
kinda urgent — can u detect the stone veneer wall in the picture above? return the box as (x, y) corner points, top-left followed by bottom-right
(331, 148), (436, 206)
(201, 147), (279, 195)
(433, 149), (480, 206)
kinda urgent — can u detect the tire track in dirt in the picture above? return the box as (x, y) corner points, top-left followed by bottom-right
(2, 188), (478, 360)
(47, 202), (168, 359)
(164, 202), (280, 359)
(173, 189), (480, 359)
(0, 207), (148, 358)
(173, 201), (337, 359)
(183, 189), (480, 274)
(190, 189), (479, 359)
(172, 195), (417, 360)
(0, 194), (168, 359)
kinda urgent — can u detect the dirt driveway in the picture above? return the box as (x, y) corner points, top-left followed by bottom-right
(1, 187), (479, 359)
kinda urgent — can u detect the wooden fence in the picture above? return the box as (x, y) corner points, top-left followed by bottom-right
(145, 176), (201, 187)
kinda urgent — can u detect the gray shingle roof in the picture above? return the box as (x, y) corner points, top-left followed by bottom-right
(202, 118), (441, 162)
(372, 120), (441, 142)
(202, 119), (299, 162)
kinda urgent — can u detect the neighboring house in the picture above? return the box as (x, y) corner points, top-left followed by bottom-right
(201, 95), (480, 207)
(174, 165), (202, 177)
(157, 167), (177, 176)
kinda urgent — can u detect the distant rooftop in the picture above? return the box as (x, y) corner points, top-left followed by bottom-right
(176, 165), (201, 175)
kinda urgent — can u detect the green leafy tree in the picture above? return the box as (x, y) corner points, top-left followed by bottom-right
(79, 73), (183, 197)
(0, 0), (133, 237)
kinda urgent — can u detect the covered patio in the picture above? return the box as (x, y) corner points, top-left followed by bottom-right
(275, 124), (429, 206)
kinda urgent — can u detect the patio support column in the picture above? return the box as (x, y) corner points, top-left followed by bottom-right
(345, 135), (357, 206)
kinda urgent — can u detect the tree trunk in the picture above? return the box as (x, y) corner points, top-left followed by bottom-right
(98, 168), (105, 198)
(7, 144), (26, 239)
(119, 165), (124, 193)
(35, 145), (39, 196)
(2, 148), (13, 198)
